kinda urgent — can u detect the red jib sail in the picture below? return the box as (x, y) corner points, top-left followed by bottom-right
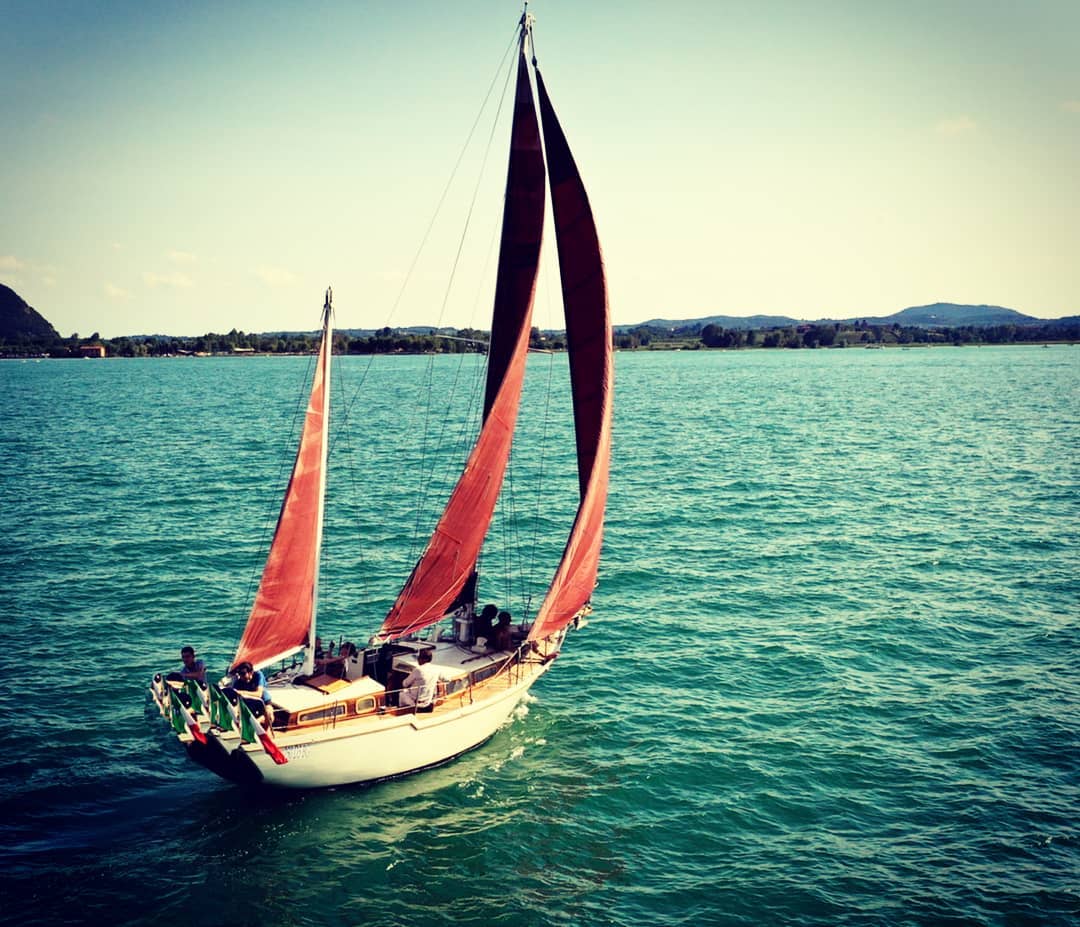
(528, 67), (613, 643)
(376, 42), (545, 641)
(234, 299), (332, 670)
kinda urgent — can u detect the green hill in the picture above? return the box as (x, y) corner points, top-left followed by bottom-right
(0, 284), (60, 340)
(869, 303), (1040, 327)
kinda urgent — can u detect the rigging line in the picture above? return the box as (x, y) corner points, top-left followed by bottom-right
(429, 333), (490, 347)
(434, 343), (487, 479)
(446, 172), (506, 531)
(498, 451), (515, 612)
(459, 166), (504, 395)
(326, 332), (351, 460)
(407, 348), (473, 566)
(404, 337), (476, 565)
(327, 351), (372, 618)
(406, 353), (439, 562)
(504, 374), (538, 624)
(492, 350), (538, 617)
(405, 344), (476, 567)
(402, 39), (519, 569)
(495, 381), (528, 617)
(427, 36), (517, 334)
(500, 423), (534, 621)
(411, 48), (520, 605)
(505, 445), (528, 620)
(456, 52), (514, 339)
(444, 160), (505, 605)
(502, 198), (559, 625)
(525, 254), (560, 610)
(376, 24), (519, 333)
(511, 352), (556, 625)
(429, 351), (486, 522)
(336, 346), (379, 437)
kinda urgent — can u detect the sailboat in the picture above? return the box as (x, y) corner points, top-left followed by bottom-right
(150, 10), (612, 790)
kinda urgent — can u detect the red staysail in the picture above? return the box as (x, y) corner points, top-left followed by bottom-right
(234, 299), (332, 671)
(377, 43), (545, 641)
(528, 68), (613, 642)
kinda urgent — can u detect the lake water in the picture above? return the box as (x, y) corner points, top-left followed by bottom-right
(1, 346), (1077, 926)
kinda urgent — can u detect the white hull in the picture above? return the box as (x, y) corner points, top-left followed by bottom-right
(185, 656), (554, 790)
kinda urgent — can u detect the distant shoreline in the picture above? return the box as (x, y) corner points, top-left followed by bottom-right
(4, 340), (1077, 361)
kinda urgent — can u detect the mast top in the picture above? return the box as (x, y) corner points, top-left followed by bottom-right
(323, 286), (333, 327)
(519, 3), (536, 58)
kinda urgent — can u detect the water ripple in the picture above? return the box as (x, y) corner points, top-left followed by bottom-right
(0, 348), (1077, 925)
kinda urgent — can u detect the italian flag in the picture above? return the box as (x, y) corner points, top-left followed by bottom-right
(169, 688), (208, 745)
(184, 678), (208, 715)
(238, 697), (288, 766)
(209, 683), (239, 732)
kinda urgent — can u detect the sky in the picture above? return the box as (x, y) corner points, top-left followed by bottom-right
(2, 0), (1078, 338)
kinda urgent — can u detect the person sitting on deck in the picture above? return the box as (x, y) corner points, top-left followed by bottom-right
(167, 646), (206, 684)
(336, 642), (361, 680)
(314, 637), (342, 675)
(316, 639), (360, 678)
(490, 612), (513, 652)
(474, 603), (498, 646)
(399, 650), (447, 713)
(232, 661), (275, 729)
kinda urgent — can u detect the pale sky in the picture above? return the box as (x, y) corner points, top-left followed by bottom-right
(2, 0), (1078, 338)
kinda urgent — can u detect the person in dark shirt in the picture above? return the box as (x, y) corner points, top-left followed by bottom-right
(491, 612), (513, 651)
(232, 661), (275, 729)
(474, 603), (498, 645)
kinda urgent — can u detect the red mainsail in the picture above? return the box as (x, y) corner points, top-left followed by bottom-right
(528, 68), (613, 642)
(376, 42), (545, 641)
(234, 299), (332, 670)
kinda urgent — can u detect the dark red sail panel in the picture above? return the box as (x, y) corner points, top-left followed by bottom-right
(234, 318), (331, 671)
(484, 46), (547, 420)
(378, 44), (545, 641)
(529, 68), (613, 643)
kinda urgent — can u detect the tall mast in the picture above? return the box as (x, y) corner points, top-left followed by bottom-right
(302, 287), (333, 675)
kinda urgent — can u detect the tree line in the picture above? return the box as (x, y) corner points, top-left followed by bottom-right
(613, 319), (1080, 350)
(0, 326), (562, 358)
(2, 319), (1076, 358)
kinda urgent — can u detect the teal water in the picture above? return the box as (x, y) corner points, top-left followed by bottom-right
(1, 347), (1077, 926)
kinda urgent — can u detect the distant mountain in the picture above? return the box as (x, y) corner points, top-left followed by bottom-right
(0, 284), (60, 340)
(842, 303), (1042, 328)
(619, 314), (798, 332)
(621, 303), (1061, 332)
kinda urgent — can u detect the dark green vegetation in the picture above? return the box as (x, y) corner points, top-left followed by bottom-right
(1, 284), (1076, 357)
(633, 317), (1080, 350)
(619, 302), (1080, 350)
(0, 324), (558, 358)
(0, 284), (60, 345)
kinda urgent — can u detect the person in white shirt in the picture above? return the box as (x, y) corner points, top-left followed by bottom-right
(399, 650), (446, 712)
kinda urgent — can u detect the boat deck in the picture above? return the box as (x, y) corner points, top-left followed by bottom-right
(260, 637), (538, 731)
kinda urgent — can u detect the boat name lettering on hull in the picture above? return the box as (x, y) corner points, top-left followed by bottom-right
(282, 743), (311, 762)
